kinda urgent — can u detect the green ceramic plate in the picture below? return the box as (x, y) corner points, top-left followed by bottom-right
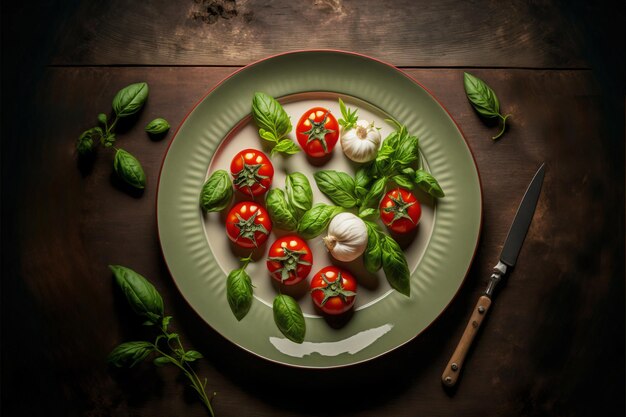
(157, 51), (482, 368)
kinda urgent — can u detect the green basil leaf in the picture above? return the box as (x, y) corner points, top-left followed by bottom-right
(338, 98), (358, 129)
(153, 356), (172, 367)
(113, 148), (146, 189)
(97, 113), (108, 125)
(285, 172), (313, 219)
(358, 207), (377, 219)
(361, 177), (387, 208)
(199, 169), (233, 212)
(313, 170), (358, 208)
(392, 174), (414, 190)
(182, 350), (203, 362)
(108, 341), (154, 368)
(392, 134), (419, 168)
(101, 132), (116, 148)
(380, 235), (410, 296)
(271, 138), (300, 155)
(273, 294), (306, 343)
(112, 82), (149, 118)
(364, 221), (383, 273)
(227, 267), (253, 321)
(76, 127), (100, 155)
(109, 265), (164, 322)
(145, 117), (170, 134)
(252, 92), (292, 142)
(297, 203), (343, 239)
(414, 169), (445, 198)
(266, 189), (298, 231)
(463, 72), (500, 118)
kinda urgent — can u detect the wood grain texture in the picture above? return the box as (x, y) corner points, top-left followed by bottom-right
(2, 66), (623, 416)
(48, 0), (591, 67)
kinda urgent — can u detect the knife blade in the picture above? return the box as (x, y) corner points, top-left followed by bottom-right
(442, 163), (545, 387)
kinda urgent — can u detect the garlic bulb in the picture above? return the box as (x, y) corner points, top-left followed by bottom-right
(340, 119), (381, 163)
(323, 212), (368, 262)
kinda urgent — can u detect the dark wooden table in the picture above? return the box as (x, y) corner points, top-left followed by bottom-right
(2, 1), (624, 416)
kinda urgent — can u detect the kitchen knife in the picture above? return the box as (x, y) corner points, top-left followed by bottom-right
(441, 163), (545, 387)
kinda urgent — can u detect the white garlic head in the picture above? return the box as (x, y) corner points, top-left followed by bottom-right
(340, 119), (381, 163)
(323, 212), (368, 262)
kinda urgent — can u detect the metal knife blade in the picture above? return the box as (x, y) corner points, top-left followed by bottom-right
(500, 163), (546, 267)
(442, 163), (546, 387)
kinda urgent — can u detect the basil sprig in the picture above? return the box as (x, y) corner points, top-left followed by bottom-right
(108, 265), (215, 416)
(226, 256), (254, 321)
(252, 92), (299, 155)
(273, 294), (306, 343)
(75, 82), (153, 191)
(200, 169), (233, 212)
(463, 72), (511, 140)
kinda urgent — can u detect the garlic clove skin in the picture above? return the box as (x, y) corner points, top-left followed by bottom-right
(323, 212), (368, 262)
(340, 119), (381, 163)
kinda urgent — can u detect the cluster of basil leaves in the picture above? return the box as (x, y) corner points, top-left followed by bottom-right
(76, 82), (170, 190)
(463, 72), (511, 140)
(251, 92), (300, 155)
(107, 265), (215, 417)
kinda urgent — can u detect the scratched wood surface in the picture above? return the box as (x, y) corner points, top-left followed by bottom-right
(1, 1), (624, 417)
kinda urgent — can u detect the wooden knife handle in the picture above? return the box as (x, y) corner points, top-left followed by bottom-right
(442, 295), (492, 387)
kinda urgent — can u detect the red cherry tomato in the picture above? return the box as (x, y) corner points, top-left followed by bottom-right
(230, 149), (274, 196)
(225, 201), (272, 248)
(266, 236), (313, 285)
(379, 188), (421, 234)
(309, 266), (357, 315)
(296, 107), (339, 158)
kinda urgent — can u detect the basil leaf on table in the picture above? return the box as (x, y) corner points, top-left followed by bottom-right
(113, 148), (146, 189)
(273, 294), (306, 343)
(313, 170), (359, 208)
(363, 221), (383, 273)
(285, 172), (313, 219)
(463, 72), (511, 140)
(199, 169), (233, 212)
(414, 169), (445, 198)
(107, 341), (155, 368)
(76, 127), (101, 155)
(145, 117), (170, 134)
(380, 235), (411, 297)
(112, 82), (149, 118)
(109, 265), (164, 323)
(226, 268), (253, 321)
(266, 188), (298, 231)
(297, 203), (343, 239)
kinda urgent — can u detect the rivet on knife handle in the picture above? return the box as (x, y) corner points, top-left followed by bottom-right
(442, 294), (492, 387)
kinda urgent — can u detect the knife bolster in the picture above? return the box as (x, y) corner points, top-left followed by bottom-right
(485, 261), (508, 297)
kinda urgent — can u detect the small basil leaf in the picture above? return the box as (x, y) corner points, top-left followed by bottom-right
(463, 72), (500, 118)
(266, 189), (298, 231)
(313, 170), (358, 208)
(153, 356), (172, 367)
(364, 221), (383, 273)
(109, 265), (164, 321)
(97, 113), (108, 125)
(252, 92), (292, 142)
(285, 172), (313, 219)
(414, 169), (445, 198)
(273, 294), (306, 343)
(271, 138), (300, 155)
(113, 148), (146, 189)
(297, 203), (343, 239)
(101, 132), (116, 148)
(112, 82), (149, 118)
(358, 207), (377, 219)
(182, 350), (203, 362)
(380, 235), (410, 296)
(199, 169), (233, 212)
(108, 341), (154, 368)
(145, 117), (170, 134)
(76, 128), (100, 155)
(361, 177), (387, 208)
(258, 128), (277, 142)
(226, 267), (253, 321)
(392, 174), (414, 190)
